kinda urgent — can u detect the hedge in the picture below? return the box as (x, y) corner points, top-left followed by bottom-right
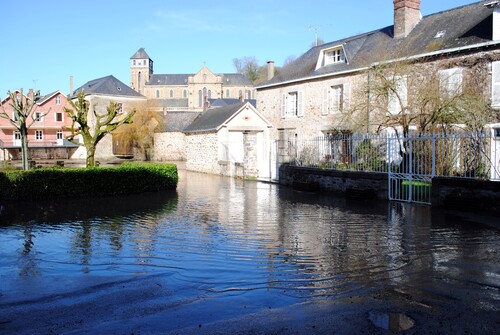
(0, 162), (178, 201)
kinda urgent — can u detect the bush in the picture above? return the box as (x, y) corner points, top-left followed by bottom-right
(0, 162), (178, 200)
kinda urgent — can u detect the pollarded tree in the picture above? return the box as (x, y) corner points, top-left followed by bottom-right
(0, 90), (48, 170)
(64, 91), (136, 168)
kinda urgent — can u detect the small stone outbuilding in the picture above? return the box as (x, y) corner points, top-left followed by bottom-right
(183, 102), (273, 178)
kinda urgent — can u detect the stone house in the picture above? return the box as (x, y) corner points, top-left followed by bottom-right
(129, 48), (255, 111)
(0, 89), (77, 161)
(183, 101), (273, 178)
(70, 75), (147, 160)
(256, 0), (500, 143)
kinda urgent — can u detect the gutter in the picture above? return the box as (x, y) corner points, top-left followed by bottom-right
(256, 40), (500, 90)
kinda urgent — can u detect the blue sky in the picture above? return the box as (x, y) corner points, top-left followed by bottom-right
(0, 0), (477, 96)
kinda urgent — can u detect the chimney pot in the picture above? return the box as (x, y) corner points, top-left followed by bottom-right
(267, 60), (275, 81)
(394, 0), (421, 39)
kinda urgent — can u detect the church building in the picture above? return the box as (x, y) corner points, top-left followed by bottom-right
(129, 48), (255, 112)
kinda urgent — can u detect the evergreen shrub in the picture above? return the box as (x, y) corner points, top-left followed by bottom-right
(0, 162), (178, 200)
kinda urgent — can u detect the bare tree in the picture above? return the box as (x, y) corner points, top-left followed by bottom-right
(0, 90), (48, 170)
(64, 91), (136, 168)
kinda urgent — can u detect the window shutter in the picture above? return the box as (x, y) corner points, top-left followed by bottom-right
(321, 87), (329, 115)
(449, 68), (463, 95)
(398, 77), (407, 112)
(343, 83), (351, 112)
(492, 61), (500, 108)
(281, 94), (286, 119)
(297, 91), (304, 117)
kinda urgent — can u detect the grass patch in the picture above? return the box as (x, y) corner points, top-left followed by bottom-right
(0, 162), (178, 201)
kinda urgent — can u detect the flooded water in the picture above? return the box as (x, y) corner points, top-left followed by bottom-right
(0, 168), (499, 334)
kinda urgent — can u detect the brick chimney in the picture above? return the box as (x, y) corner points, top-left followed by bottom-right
(267, 60), (275, 80)
(394, 0), (421, 39)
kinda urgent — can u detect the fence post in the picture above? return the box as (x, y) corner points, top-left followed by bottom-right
(432, 133), (436, 177)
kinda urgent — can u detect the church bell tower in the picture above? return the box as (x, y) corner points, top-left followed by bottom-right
(130, 48), (153, 95)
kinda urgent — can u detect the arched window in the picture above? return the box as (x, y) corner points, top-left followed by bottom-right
(156, 90), (160, 98)
(170, 90), (174, 98)
(238, 90), (243, 100)
(208, 90), (212, 99)
(226, 89), (230, 98)
(183, 90), (187, 98)
(198, 90), (202, 107)
(247, 90), (251, 99)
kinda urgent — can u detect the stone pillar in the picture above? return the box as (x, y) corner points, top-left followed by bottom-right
(243, 131), (259, 178)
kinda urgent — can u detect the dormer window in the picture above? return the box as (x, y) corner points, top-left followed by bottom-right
(325, 48), (345, 65)
(316, 46), (347, 70)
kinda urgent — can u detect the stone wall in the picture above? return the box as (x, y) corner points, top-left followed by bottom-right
(279, 165), (388, 199)
(154, 132), (187, 161)
(431, 177), (500, 213)
(185, 133), (220, 174)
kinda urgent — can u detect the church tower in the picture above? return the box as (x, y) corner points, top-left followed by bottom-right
(130, 48), (153, 95)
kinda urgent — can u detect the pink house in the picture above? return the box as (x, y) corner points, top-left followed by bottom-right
(0, 89), (78, 161)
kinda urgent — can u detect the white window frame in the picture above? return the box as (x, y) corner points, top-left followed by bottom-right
(56, 96), (61, 105)
(34, 111), (44, 122)
(55, 112), (63, 122)
(12, 131), (21, 145)
(492, 61), (500, 108)
(281, 91), (303, 118)
(388, 76), (408, 115)
(316, 45), (347, 70)
(322, 83), (351, 115)
(56, 130), (63, 140)
(35, 130), (43, 141)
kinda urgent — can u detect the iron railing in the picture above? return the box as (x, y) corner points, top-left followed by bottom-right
(286, 130), (500, 180)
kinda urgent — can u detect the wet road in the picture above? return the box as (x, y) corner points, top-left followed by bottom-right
(0, 168), (499, 334)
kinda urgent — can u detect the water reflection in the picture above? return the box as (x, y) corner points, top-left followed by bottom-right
(0, 169), (498, 334)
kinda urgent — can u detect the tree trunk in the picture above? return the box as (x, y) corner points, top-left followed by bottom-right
(86, 145), (96, 168)
(20, 124), (29, 170)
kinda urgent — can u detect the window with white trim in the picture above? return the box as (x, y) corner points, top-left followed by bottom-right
(35, 130), (43, 141)
(439, 67), (463, 97)
(56, 96), (61, 105)
(13, 131), (21, 141)
(316, 46), (347, 69)
(282, 91), (303, 118)
(322, 83), (351, 115)
(56, 131), (63, 140)
(388, 76), (408, 115)
(325, 49), (345, 65)
(492, 61), (500, 108)
(34, 112), (44, 122)
(55, 112), (63, 122)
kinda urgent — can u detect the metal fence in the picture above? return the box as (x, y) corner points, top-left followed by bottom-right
(286, 130), (500, 181)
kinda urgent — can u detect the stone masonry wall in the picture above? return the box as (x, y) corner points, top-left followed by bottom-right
(154, 132), (187, 161)
(279, 165), (388, 199)
(185, 133), (220, 174)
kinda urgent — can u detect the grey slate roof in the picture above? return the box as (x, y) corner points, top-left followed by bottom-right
(184, 102), (247, 133)
(162, 111), (201, 132)
(220, 73), (253, 86)
(130, 48), (151, 60)
(147, 74), (190, 86)
(209, 98), (256, 108)
(259, 1), (498, 87)
(35, 91), (60, 105)
(72, 75), (144, 98)
(145, 73), (252, 86)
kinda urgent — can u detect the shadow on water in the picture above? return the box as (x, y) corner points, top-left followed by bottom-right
(278, 186), (389, 216)
(0, 190), (178, 227)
